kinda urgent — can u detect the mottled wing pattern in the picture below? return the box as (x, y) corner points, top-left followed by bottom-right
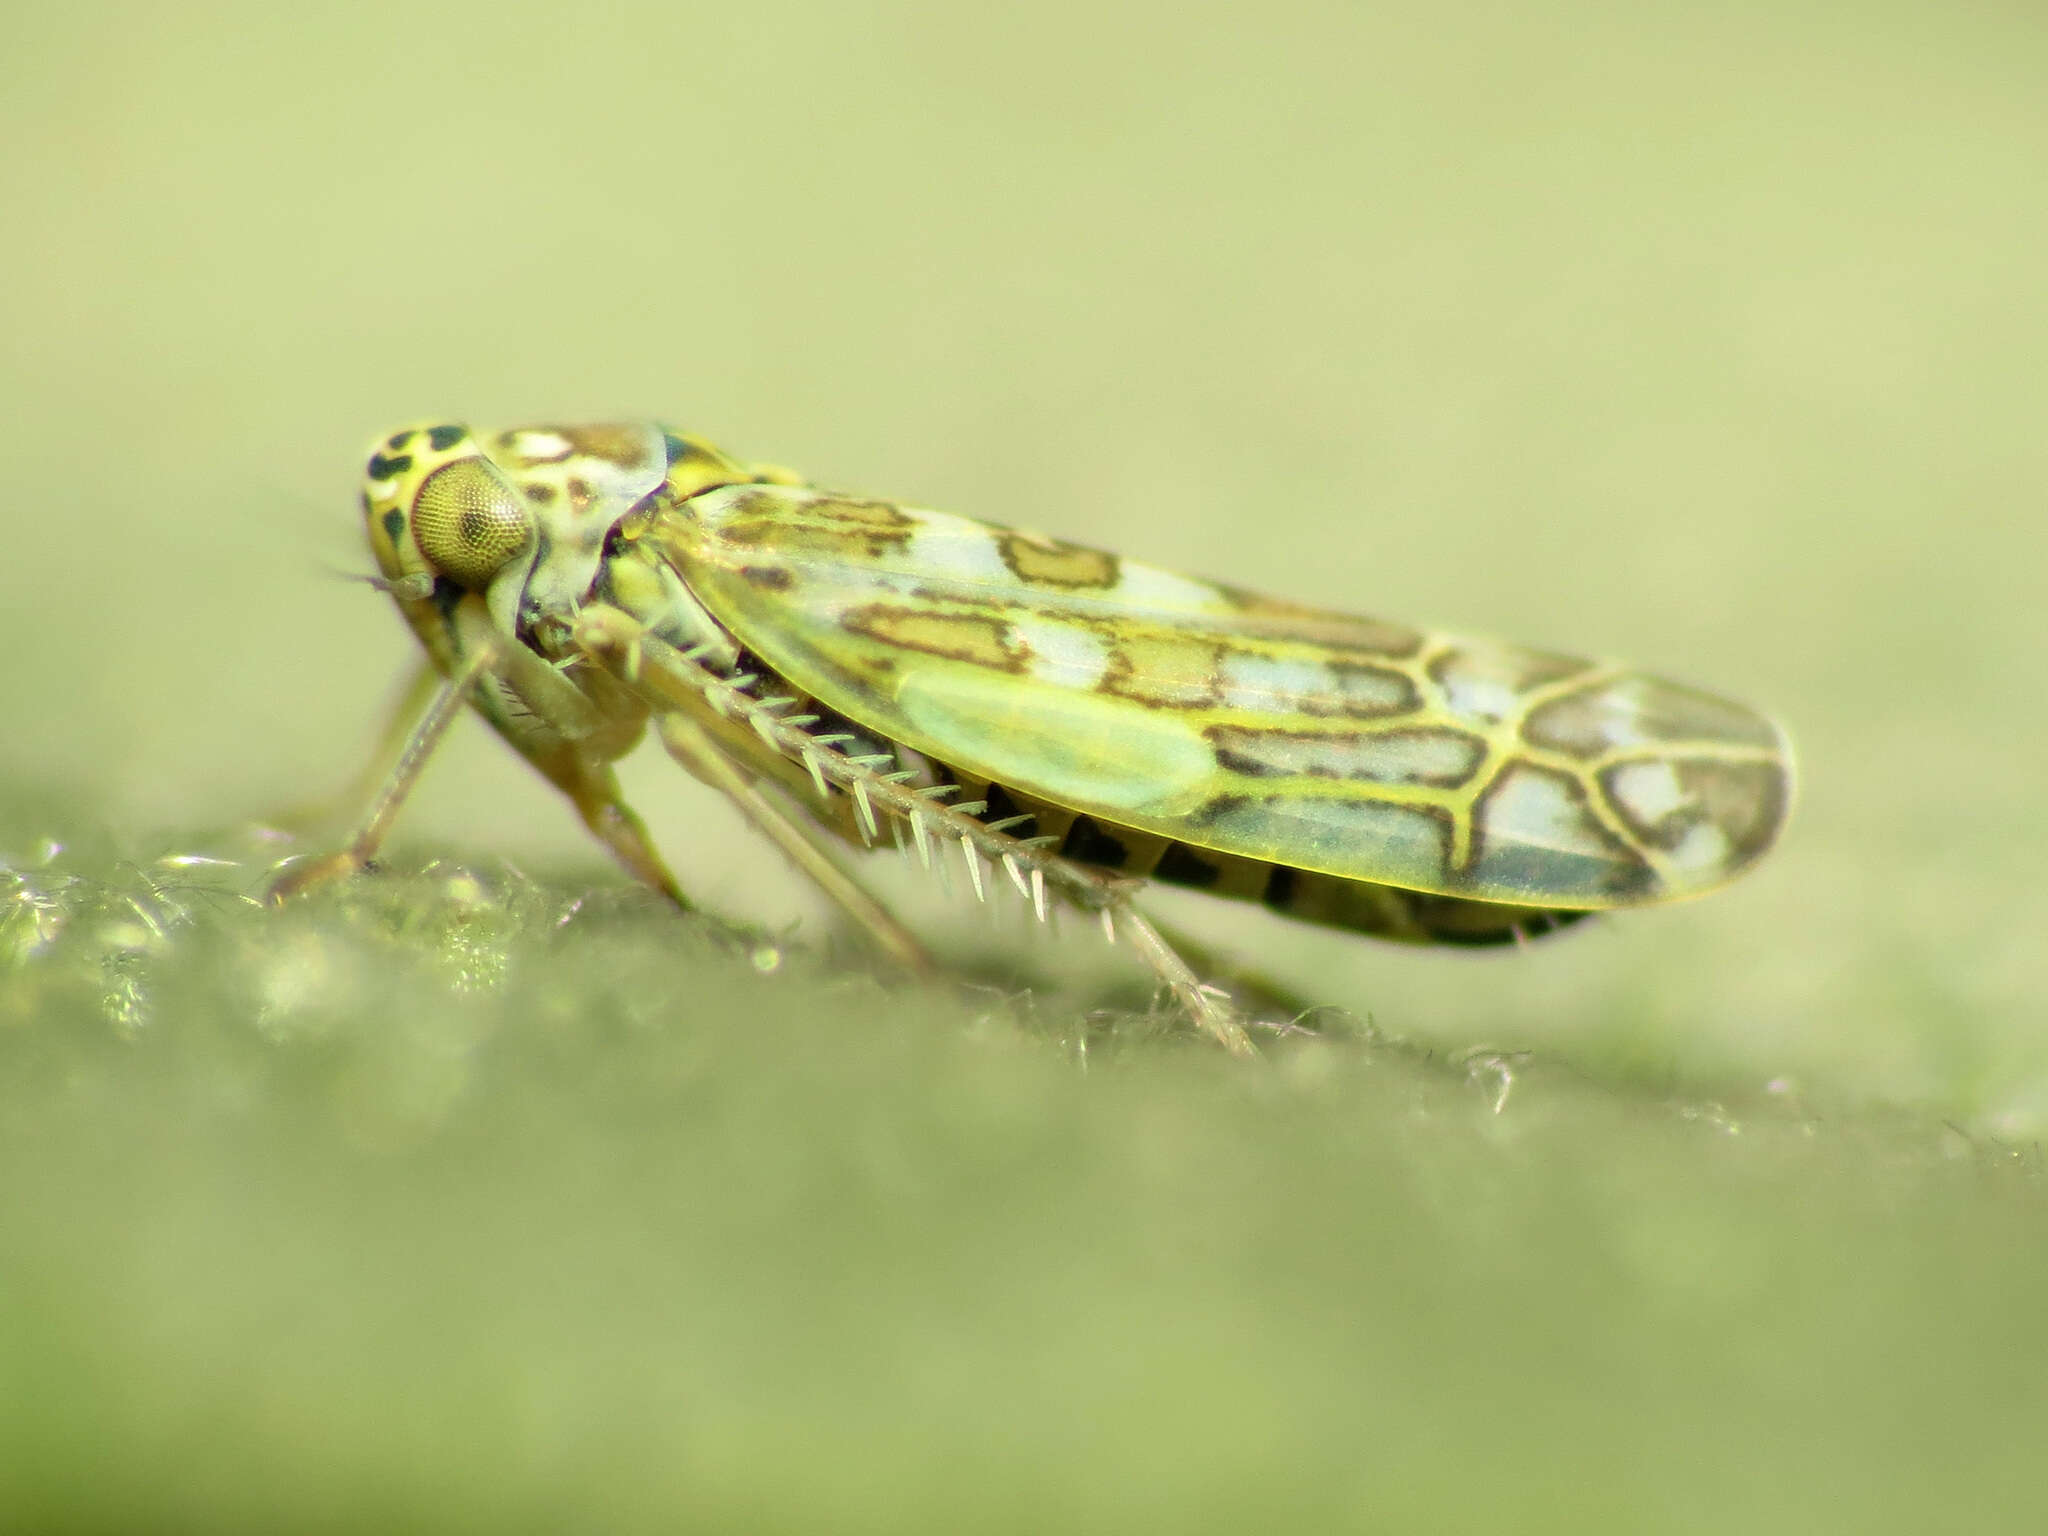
(634, 484), (1791, 909)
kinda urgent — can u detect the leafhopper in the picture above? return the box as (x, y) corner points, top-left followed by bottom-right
(272, 422), (1793, 1054)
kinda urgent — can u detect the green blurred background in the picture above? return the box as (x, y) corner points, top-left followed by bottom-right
(3, 2), (2045, 1529)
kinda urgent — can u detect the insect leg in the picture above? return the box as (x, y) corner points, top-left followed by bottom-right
(531, 745), (695, 911)
(1101, 902), (1256, 1058)
(264, 643), (497, 905)
(1126, 910), (1327, 1024)
(560, 600), (932, 968)
(573, 603), (1261, 1054)
(267, 609), (692, 911)
(431, 599), (696, 910)
(262, 655), (442, 834)
(650, 711), (936, 975)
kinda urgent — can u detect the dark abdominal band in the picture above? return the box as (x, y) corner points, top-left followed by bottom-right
(946, 769), (1590, 948)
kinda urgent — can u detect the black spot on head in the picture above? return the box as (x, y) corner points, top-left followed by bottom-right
(385, 430), (416, 451)
(427, 425), (467, 452)
(367, 452), (413, 480)
(522, 481), (556, 504)
(380, 509), (404, 546)
(430, 576), (463, 619)
(742, 565), (793, 591)
(1060, 816), (1130, 870)
(1155, 842), (1224, 890)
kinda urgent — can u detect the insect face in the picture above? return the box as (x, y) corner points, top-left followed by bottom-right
(363, 423), (674, 637)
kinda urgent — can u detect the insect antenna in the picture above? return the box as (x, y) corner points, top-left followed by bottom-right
(326, 563), (440, 601)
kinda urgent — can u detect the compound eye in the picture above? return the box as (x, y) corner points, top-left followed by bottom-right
(410, 458), (533, 589)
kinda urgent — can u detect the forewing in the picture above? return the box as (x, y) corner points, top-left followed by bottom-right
(646, 484), (1791, 908)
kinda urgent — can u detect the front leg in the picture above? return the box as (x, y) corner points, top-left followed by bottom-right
(265, 644), (498, 905)
(268, 604), (689, 913)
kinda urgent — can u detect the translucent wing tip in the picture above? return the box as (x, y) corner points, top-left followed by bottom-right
(1608, 712), (1797, 906)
